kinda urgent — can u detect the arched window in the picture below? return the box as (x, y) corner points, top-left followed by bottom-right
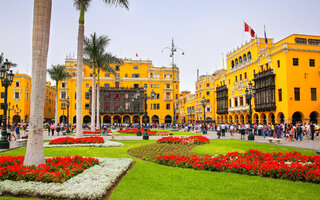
(235, 58), (238, 66)
(243, 54), (247, 63)
(231, 60), (235, 68)
(247, 52), (252, 61)
(239, 56), (242, 64)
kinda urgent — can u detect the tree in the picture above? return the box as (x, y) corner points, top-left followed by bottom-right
(47, 65), (71, 127)
(96, 53), (121, 129)
(73, 0), (129, 137)
(84, 33), (110, 131)
(24, 0), (52, 166)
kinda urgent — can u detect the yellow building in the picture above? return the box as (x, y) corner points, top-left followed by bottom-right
(0, 74), (55, 124)
(219, 34), (320, 124)
(57, 59), (179, 125)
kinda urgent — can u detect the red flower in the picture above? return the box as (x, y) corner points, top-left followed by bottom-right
(49, 137), (104, 145)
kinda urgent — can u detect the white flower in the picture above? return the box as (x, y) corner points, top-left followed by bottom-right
(0, 158), (132, 200)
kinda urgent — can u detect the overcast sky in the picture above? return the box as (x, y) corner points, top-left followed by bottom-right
(0, 0), (319, 93)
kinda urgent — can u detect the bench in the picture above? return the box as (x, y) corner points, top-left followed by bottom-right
(16, 139), (28, 146)
(267, 138), (281, 144)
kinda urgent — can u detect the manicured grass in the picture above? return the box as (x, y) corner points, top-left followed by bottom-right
(1, 140), (319, 200)
(192, 139), (317, 156)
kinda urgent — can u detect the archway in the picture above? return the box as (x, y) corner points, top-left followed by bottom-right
(240, 114), (244, 123)
(123, 115), (131, 124)
(253, 113), (259, 124)
(292, 112), (303, 125)
(142, 115), (150, 123)
(12, 115), (21, 124)
(113, 115), (121, 123)
(152, 115), (159, 123)
(245, 114), (249, 123)
(206, 117), (213, 123)
(277, 112), (285, 123)
(229, 115), (233, 123)
(73, 116), (77, 124)
(217, 116), (220, 123)
(59, 115), (67, 124)
(165, 115), (172, 124)
(103, 115), (111, 124)
(83, 115), (91, 124)
(235, 115), (239, 123)
(269, 113), (275, 124)
(132, 115), (139, 123)
(260, 113), (267, 124)
(309, 111), (319, 123)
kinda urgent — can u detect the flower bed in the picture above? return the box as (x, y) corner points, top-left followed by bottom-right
(118, 128), (171, 135)
(0, 156), (99, 183)
(49, 137), (104, 145)
(83, 130), (102, 134)
(156, 150), (320, 183)
(44, 140), (124, 148)
(157, 135), (209, 145)
(0, 158), (132, 200)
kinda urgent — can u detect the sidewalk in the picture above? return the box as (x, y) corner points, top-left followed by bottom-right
(1, 130), (320, 154)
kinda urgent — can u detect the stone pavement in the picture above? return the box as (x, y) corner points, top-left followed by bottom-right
(1, 129), (320, 154)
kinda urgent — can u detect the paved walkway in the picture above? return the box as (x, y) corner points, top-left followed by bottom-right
(2, 130), (320, 154)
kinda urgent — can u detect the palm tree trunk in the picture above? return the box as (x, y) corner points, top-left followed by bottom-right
(91, 74), (96, 131)
(55, 83), (58, 126)
(24, 0), (52, 166)
(76, 5), (85, 138)
(96, 77), (100, 129)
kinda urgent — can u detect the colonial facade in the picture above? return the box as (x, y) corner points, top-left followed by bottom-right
(57, 59), (179, 125)
(179, 34), (320, 125)
(0, 74), (56, 124)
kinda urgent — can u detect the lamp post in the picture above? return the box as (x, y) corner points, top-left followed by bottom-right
(13, 105), (21, 124)
(162, 39), (184, 131)
(66, 97), (70, 133)
(245, 81), (256, 140)
(119, 106), (124, 130)
(200, 96), (209, 134)
(7, 102), (13, 126)
(132, 90), (142, 136)
(0, 59), (14, 149)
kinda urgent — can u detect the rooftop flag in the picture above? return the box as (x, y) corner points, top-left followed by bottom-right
(244, 22), (255, 38)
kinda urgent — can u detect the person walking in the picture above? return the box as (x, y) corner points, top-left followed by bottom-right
(56, 123), (61, 136)
(297, 123), (303, 141)
(15, 125), (20, 140)
(310, 123), (315, 140)
(50, 123), (55, 136)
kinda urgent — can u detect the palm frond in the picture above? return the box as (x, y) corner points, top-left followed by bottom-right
(47, 64), (71, 82)
(73, 0), (92, 11)
(103, 0), (129, 9)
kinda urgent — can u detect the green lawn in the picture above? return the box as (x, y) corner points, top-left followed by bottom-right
(0, 140), (319, 200)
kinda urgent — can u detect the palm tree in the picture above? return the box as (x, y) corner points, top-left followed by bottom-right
(74, 0), (129, 137)
(96, 53), (121, 129)
(47, 65), (71, 127)
(84, 33), (110, 131)
(24, 0), (52, 166)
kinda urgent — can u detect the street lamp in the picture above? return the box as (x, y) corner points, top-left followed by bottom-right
(142, 86), (156, 140)
(162, 38), (184, 131)
(200, 96), (209, 134)
(245, 81), (256, 140)
(132, 90), (142, 136)
(66, 97), (70, 133)
(119, 106), (124, 130)
(0, 59), (14, 149)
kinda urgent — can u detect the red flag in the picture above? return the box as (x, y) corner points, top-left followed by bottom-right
(244, 22), (255, 38)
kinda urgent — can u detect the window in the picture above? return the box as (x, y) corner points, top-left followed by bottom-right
(134, 84), (139, 88)
(62, 83), (66, 88)
(295, 38), (307, 44)
(311, 88), (317, 101)
(72, 72), (76, 77)
(166, 84), (170, 89)
(144, 84), (147, 89)
(15, 81), (20, 87)
(277, 60), (280, 68)
(125, 102), (130, 109)
(116, 73), (120, 77)
(15, 92), (20, 99)
(294, 88), (300, 101)
(244, 72), (247, 79)
(86, 83), (89, 87)
(150, 73), (153, 78)
(132, 74), (140, 78)
(166, 104), (170, 110)
(75, 103), (76, 109)
(229, 99), (231, 107)
(206, 107), (210, 112)
(85, 103), (90, 110)
(157, 104), (160, 109)
(308, 39), (320, 45)
(85, 92), (89, 100)
(105, 73), (110, 77)
(115, 65), (120, 71)
(125, 73), (128, 77)
(1, 92), (4, 99)
(104, 84), (110, 88)
(206, 83), (210, 87)
(61, 92), (66, 99)
(309, 59), (315, 67)
(75, 92), (76, 99)
(133, 65), (138, 70)
(176, 94), (178, 99)
(234, 98), (238, 107)
(293, 58), (299, 66)
(166, 92), (171, 99)
(115, 93), (120, 99)
(206, 91), (210, 96)
(240, 74), (242, 81)
(235, 76), (238, 82)
(61, 103), (66, 110)
(115, 82), (119, 88)
(124, 94), (129, 99)
(278, 89), (282, 102)
(156, 93), (160, 99)
(240, 97), (243, 106)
